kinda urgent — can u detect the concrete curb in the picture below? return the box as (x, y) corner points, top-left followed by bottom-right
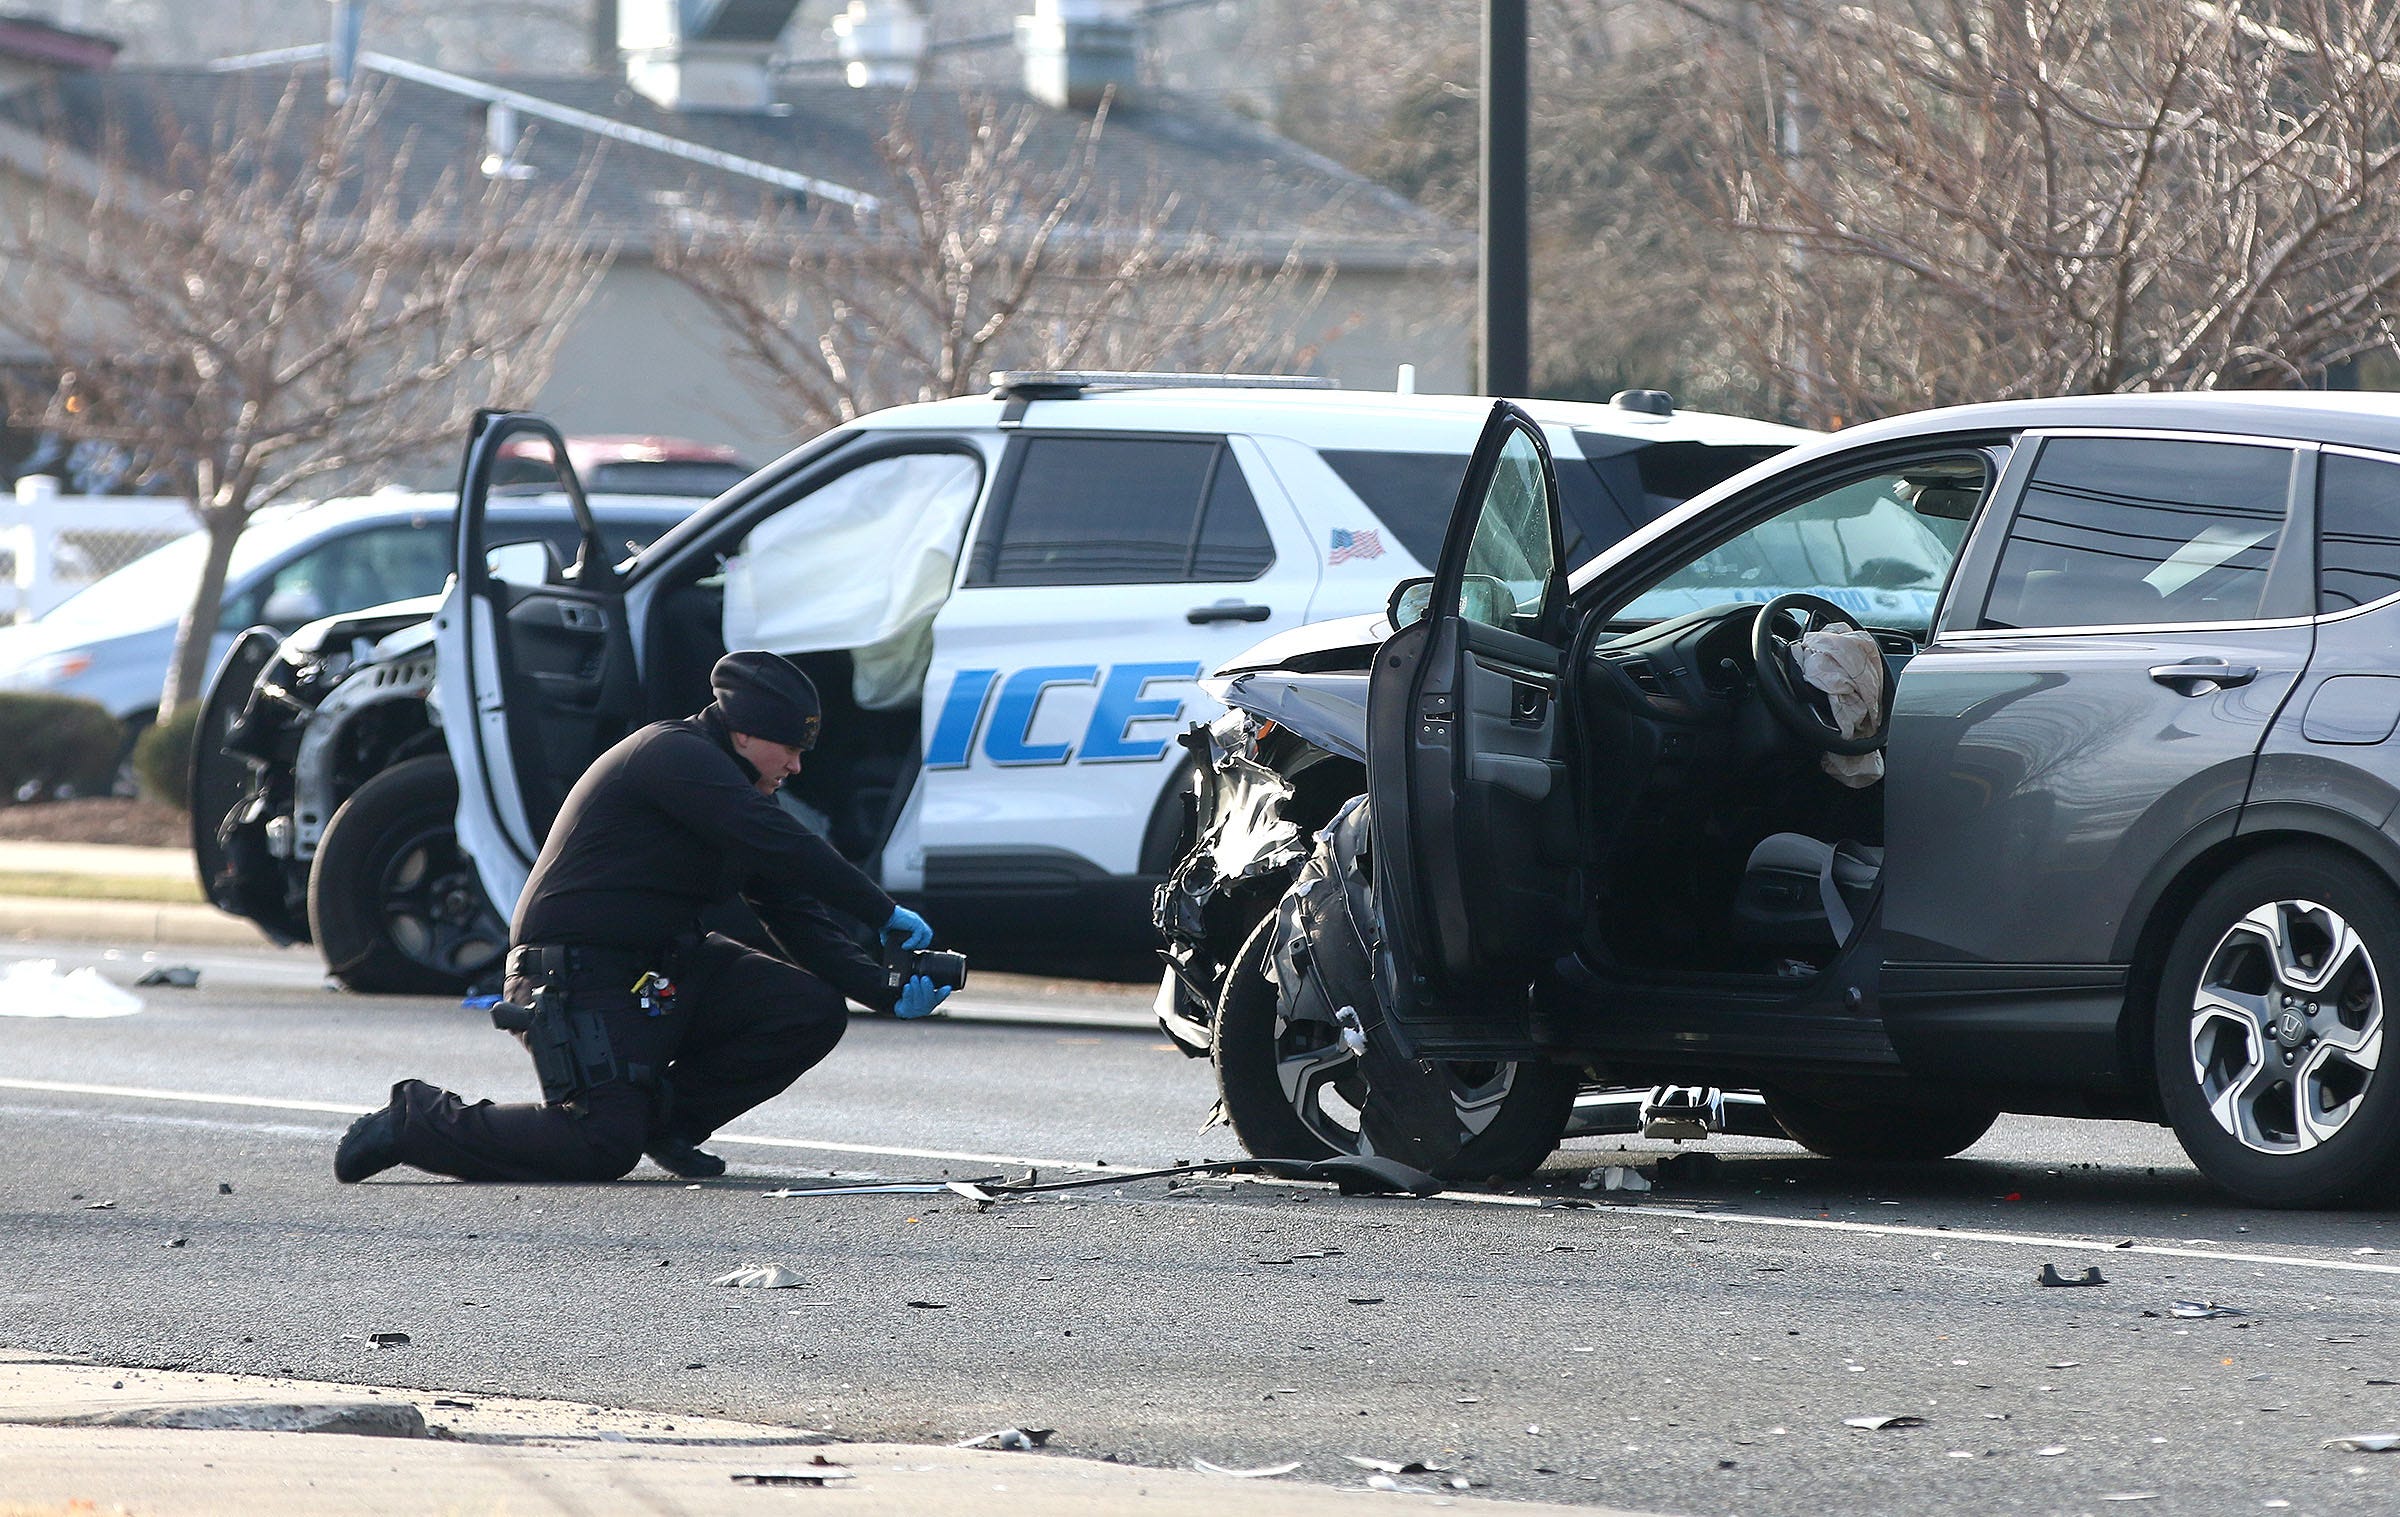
(0, 1353), (1632, 1517)
(0, 895), (276, 948)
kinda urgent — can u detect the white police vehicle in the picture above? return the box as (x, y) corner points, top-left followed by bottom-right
(195, 375), (1809, 992)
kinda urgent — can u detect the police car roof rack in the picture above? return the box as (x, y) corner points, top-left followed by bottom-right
(990, 369), (1336, 405)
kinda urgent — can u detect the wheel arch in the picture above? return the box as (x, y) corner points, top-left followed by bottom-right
(2115, 806), (2400, 1113)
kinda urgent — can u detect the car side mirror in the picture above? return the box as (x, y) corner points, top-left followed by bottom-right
(1387, 577), (1434, 629)
(485, 539), (563, 586)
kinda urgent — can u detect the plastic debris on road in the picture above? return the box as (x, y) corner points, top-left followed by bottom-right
(133, 965), (199, 988)
(1579, 1165), (1652, 1193)
(0, 958), (141, 1018)
(368, 1332), (410, 1348)
(711, 1265), (806, 1289)
(2171, 1300), (2244, 1319)
(954, 1427), (1053, 1450)
(2038, 1263), (2106, 1287)
(1344, 1455), (1452, 1475)
(733, 1459), (853, 1487)
(1194, 1458), (1302, 1478)
(2324, 1433), (2400, 1452)
(1364, 1473), (1442, 1494)
(1843, 1415), (1927, 1430)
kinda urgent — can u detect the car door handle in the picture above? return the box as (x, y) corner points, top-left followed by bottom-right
(2149, 659), (2258, 693)
(1187, 602), (1273, 624)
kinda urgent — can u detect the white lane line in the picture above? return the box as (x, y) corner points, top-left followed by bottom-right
(8, 1075), (2397, 1281)
(0, 1076), (1110, 1173)
(0, 1077), (372, 1117)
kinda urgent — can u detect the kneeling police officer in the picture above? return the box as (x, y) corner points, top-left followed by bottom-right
(334, 651), (952, 1183)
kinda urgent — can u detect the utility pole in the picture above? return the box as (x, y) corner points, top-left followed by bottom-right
(1480, 0), (1531, 397)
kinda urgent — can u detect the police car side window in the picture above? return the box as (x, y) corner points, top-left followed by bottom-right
(974, 437), (1272, 586)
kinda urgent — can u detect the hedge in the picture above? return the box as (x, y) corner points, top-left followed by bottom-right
(133, 704), (200, 812)
(0, 692), (124, 803)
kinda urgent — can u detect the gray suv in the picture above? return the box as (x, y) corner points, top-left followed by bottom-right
(1158, 392), (2400, 1207)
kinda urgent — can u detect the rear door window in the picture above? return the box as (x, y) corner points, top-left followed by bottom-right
(2318, 450), (2400, 613)
(968, 435), (1271, 586)
(1981, 437), (2295, 630)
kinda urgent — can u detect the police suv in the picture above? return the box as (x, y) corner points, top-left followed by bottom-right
(194, 374), (1809, 992)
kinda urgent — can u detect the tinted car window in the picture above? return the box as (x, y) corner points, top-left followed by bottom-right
(1982, 438), (2292, 630)
(1327, 441), (1790, 572)
(1191, 455), (1275, 581)
(2318, 451), (2400, 613)
(973, 437), (1242, 586)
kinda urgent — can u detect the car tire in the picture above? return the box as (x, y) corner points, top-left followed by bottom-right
(2153, 847), (2400, 1208)
(309, 755), (509, 996)
(1212, 804), (1575, 1181)
(1762, 1085), (1999, 1162)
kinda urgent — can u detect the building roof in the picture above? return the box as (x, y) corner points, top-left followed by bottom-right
(0, 59), (1464, 271)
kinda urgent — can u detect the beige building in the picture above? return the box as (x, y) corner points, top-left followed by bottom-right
(0, 2), (1470, 478)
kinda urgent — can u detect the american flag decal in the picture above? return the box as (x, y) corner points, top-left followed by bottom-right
(1328, 526), (1385, 564)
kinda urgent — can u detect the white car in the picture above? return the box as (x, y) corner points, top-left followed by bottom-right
(196, 375), (1810, 991)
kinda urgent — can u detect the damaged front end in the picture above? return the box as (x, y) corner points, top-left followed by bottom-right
(190, 600), (446, 944)
(1150, 669), (1371, 1055)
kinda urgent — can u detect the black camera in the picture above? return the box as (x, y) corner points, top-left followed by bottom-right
(881, 938), (968, 996)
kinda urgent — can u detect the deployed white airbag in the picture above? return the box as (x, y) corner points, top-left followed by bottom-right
(721, 452), (981, 710)
(1793, 628), (1886, 787)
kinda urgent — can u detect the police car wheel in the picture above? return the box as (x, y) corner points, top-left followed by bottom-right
(309, 754), (509, 996)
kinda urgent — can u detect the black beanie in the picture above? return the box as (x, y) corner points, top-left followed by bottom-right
(710, 651), (821, 750)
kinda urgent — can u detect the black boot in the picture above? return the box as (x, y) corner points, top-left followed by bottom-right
(334, 1082), (415, 1183)
(644, 1136), (726, 1179)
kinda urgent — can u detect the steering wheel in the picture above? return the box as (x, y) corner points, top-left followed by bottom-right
(1747, 592), (1889, 756)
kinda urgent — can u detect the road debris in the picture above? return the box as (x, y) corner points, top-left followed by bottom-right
(1194, 1458), (1302, 1478)
(2099, 1494), (2159, 1502)
(1364, 1474), (1441, 1494)
(368, 1332), (411, 1348)
(1347, 1297), (1385, 1306)
(1579, 1166), (1652, 1193)
(732, 1459), (854, 1487)
(905, 1300), (949, 1310)
(762, 1154), (1442, 1201)
(1843, 1415), (1927, 1430)
(2171, 1300), (2244, 1319)
(712, 1265), (806, 1289)
(83, 1200), (114, 1210)
(218, 1183), (233, 1195)
(2036, 1446), (2067, 1457)
(2038, 1264), (2106, 1287)
(1344, 1455), (1452, 1475)
(133, 965), (200, 988)
(1, 959), (141, 1018)
(954, 1427), (1053, 1450)
(2324, 1433), (2400, 1452)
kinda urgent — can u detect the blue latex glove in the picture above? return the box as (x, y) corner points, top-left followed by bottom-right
(884, 904), (934, 951)
(894, 973), (951, 1019)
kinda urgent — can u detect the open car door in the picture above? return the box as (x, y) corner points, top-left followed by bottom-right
(434, 411), (637, 918)
(1366, 400), (1579, 1029)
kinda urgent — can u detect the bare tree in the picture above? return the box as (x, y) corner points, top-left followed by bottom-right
(0, 73), (609, 718)
(655, 93), (1337, 438)
(1678, 0), (2400, 425)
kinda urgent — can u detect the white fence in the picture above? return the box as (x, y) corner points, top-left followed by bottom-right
(0, 476), (192, 624)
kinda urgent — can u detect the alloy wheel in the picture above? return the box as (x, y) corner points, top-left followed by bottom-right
(1272, 996), (1518, 1156)
(2188, 898), (2385, 1155)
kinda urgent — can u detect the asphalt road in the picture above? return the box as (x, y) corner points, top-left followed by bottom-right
(3, 941), (2397, 1516)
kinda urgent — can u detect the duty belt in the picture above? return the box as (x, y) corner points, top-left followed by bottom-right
(494, 937), (694, 1109)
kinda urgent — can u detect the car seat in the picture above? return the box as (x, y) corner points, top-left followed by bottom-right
(1733, 832), (1883, 946)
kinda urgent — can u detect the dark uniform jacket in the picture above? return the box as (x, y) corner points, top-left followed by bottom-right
(511, 707), (897, 1009)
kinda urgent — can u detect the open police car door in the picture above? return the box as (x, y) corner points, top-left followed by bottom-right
(1365, 401), (1580, 1029)
(434, 411), (637, 919)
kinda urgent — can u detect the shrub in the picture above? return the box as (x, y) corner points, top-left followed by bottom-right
(0, 692), (124, 803)
(133, 704), (201, 813)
